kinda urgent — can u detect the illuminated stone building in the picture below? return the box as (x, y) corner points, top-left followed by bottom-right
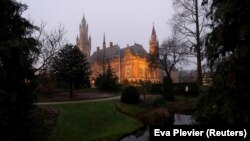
(76, 16), (179, 84)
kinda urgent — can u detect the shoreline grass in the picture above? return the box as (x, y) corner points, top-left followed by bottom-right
(45, 100), (142, 141)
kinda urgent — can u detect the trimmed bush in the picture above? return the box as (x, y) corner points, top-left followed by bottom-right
(121, 86), (140, 104)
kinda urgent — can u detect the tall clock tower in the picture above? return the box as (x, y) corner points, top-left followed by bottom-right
(76, 14), (91, 60)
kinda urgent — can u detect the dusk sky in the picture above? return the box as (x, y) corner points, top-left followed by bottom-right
(17, 0), (174, 54)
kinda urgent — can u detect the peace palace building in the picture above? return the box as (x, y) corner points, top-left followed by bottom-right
(76, 16), (179, 84)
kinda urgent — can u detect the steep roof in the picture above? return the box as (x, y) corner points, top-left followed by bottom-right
(90, 44), (120, 63)
(90, 43), (148, 63)
(120, 43), (148, 58)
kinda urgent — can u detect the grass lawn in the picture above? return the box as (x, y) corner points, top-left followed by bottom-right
(45, 100), (142, 141)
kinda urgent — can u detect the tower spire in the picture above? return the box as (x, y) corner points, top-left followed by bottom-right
(149, 23), (159, 59)
(103, 32), (106, 48)
(151, 23), (157, 41)
(152, 22), (156, 36)
(102, 32), (106, 70)
(81, 13), (86, 26)
(76, 13), (91, 61)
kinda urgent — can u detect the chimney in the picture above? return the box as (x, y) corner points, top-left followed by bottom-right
(110, 42), (113, 47)
(97, 47), (100, 51)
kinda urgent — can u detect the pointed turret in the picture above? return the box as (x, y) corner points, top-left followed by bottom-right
(89, 36), (91, 43)
(152, 23), (156, 34)
(151, 23), (157, 41)
(81, 13), (86, 26)
(76, 13), (91, 61)
(76, 36), (79, 43)
(102, 33), (106, 71)
(149, 23), (159, 59)
(103, 32), (106, 48)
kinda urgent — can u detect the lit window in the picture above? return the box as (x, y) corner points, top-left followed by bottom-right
(139, 67), (143, 78)
(125, 66), (132, 78)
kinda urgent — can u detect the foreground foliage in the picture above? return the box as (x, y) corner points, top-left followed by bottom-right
(0, 0), (40, 140)
(195, 0), (250, 124)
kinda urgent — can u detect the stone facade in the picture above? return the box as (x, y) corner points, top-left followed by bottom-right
(90, 42), (164, 84)
(76, 16), (179, 84)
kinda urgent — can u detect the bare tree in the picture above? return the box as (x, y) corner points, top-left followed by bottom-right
(34, 21), (66, 75)
(159, 28), (189, 80)
(171, 0), (210, 86)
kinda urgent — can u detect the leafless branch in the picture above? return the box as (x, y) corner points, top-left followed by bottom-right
(33, 21), (67, 75)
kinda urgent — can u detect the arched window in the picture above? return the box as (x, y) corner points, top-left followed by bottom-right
(139, 67), (143, 78)
(125, 66), (132, 78)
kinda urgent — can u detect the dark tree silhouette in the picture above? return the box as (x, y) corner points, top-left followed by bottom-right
(34, 22), (66, 75)
(171, 0), (210, 87)
(0, 0), (39, 140)
(195, 0), (250, 124)
(159, 28), (189, 80)
(50, 44), (91, 97)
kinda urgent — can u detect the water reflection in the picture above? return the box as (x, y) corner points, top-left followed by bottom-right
(173, 113), (194, 125)
(120, 114), (194, 140)
(120, 126), (149, 141)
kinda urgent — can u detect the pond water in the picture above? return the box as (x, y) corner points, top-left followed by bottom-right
(120, 114), (194, 141)
(173, 113), (194, 125)
(120, 126), (149, 141)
